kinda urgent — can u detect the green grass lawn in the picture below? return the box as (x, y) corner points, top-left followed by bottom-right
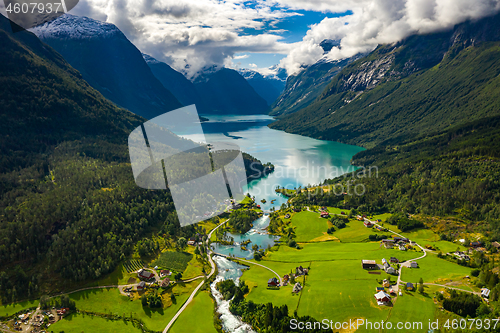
(400, 229), (466, 253)
(297, 260), (391, 327)
(291, 211), (329, 242)
(50, 312), (143, 333)
(385, 290), (435, 333)
(68, 282), (197, 331)
(265, 241), (422, 263)
(170, 291), (218, 333)
(183, 255), (211, 280)
(153, 251), (194, 272)
(326, 207), (351, 215)
(334, 220), (393, 243)
(401, 254), (471, 284)
(0, 299), (39, 317)
(240, 262), (300, 313)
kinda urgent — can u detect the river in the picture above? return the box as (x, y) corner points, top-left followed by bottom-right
(184, 115), (363, 332)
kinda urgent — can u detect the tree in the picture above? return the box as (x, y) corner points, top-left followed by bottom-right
(418, 278), (424, 294)
(194, 246), (200, 255)
(170, 293), (176, 304)
(177, 237), (187, 250)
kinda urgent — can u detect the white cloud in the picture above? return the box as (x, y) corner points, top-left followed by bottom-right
(10, 0), (496, 76)
(249, 63), (258, 68)
(278, 0), (500, 74)
(234, 54), (250, 59)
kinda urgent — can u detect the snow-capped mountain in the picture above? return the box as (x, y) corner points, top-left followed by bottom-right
(270, 48), (363, 116)
(238, 67), (287, 105)
(31, 14), (182, 120)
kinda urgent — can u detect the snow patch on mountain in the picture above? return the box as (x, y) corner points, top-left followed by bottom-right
(30, 14), (122, 40)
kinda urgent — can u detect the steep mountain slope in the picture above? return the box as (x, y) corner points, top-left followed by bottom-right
(0, 14), (270, 301)
(193, 67), (269, 115)
(269, 54), (362, 116)
(31, 14), (182, 119)
(270, 13), (500, 147)
(239, 68), (286, 105)
(143, 53), (204, 110)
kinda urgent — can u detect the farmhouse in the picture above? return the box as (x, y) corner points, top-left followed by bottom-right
(296, 266), (308, 276)
(406, 282), (414, 291)
(382, 258), (387, 265)
(356, 215), (364, 221)
(376, 287), (385, 292)
(268, 277), (279, 287)
(137, 281), (146, 290)
(382, 239), (395, 249)
(320, 211), (330, 218)
(361, 260), (378, 270)
(410, 262), (418, 268)
(364, 221), (373, 228)
(293, 282), (303, 293)
(470, 241), (482, 248)
(383, 279), (391, 288)
(285, 214), (291, 219)
(482, 288), (490, 298)
(138, 269), (154, 280)
(160, 270), (171, 277)
(492, 241), (500, 249)
(375, 225), (384, 231)
(390, 257), (399, 263)
(374, 291), (391, 305)
(283, 274), (290, 282)
(161, 278), (170, 288)
(187, 240), (196, 246)
(293, 208), (301, 212)
(385, 266), (396, 275)
(399, 245), (407, 251)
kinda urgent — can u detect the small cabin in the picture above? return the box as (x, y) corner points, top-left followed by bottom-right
(362, 260), (377, 270)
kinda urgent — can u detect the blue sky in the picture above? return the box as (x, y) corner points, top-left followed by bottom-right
(235, 8), (352, 68)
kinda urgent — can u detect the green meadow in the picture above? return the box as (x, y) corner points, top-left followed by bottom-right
(68, 282), (197, 331)
(401, 254), (472, 284)
(266, 241), (422, 263)
(170, 291), (218, 333)
(240, 261), (301, 312)
(291, 211), (330, 242)
(49, 312), (143, 333)
(0, 299), (39, 317)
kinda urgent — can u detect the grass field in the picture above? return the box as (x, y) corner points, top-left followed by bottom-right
(0, 299), (38, 317)
(68, 282), (197, 331)
(334, 220), (393, 243)
(384, 290), (436, 333)
(183, 255), (211, 280)
(240, 261), (301, 312)
(50, 313), (143, 333)
(291, 211), (330, 242)
(401, 254), (471, 284)
(326, 207), (351, 215)
(170, 291), (218, 333)
(266, 241), (422, 263)
(400, 229), (466, 253)
(297, 260), (391, 328)
(153, 251), (194, 272)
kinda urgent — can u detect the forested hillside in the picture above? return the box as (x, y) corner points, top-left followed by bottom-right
(270, 13), (500, 148)
(296, 116), (500, 239)
(0, 14), (270, 303)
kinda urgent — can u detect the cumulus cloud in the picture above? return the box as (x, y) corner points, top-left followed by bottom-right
(66, 0), (296, 76)
(278, 0), (500, 74)
(4, 0), (498, 76)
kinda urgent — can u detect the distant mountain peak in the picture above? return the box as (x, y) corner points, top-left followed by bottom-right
(142, 53), (161, 65)
(31, 14), (122, 40)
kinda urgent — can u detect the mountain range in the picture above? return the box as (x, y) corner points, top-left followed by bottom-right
(269, 12), (500, 148)
(239, 67), (287, 105)
(31, 14), (272, 117)
(30, 14), (182, 120)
